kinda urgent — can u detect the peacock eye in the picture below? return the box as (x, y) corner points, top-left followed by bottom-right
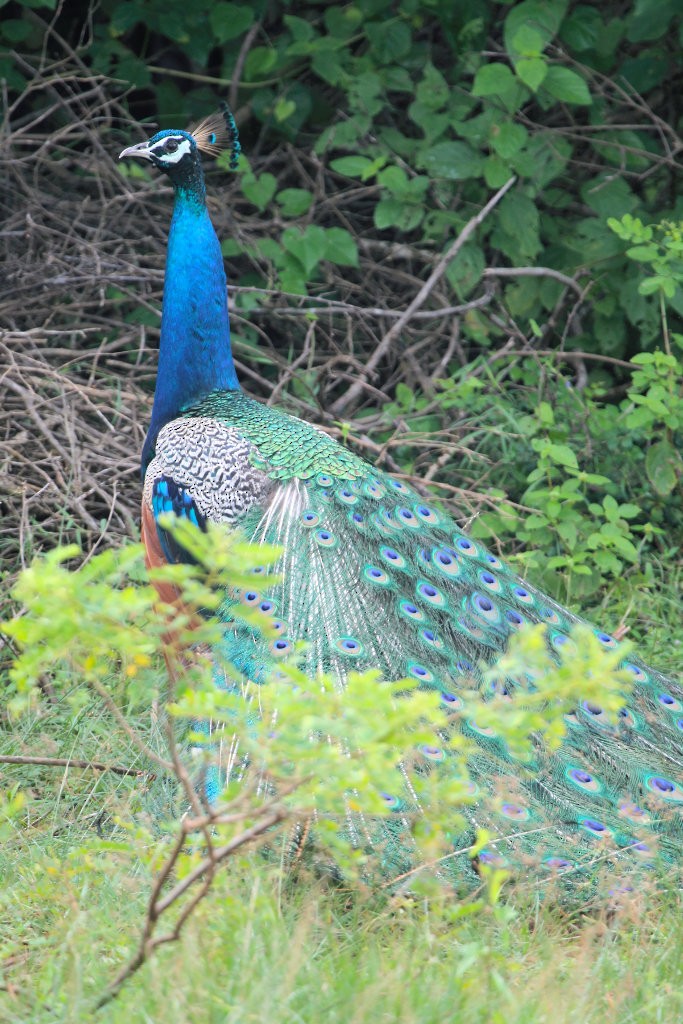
(164, 138), (179, 153)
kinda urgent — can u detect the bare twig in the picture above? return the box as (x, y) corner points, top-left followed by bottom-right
(243, 290), (494, 320)
(0, 754), (145, 776)
(229, 19), (262, 111)
(482, 265), (586, 296)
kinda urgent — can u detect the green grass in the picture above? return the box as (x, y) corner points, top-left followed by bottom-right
(1, 825), (682, 1024)
(1, 695), (682, 1024)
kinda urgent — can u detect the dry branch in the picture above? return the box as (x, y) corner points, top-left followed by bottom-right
(0, 754), (145, 776)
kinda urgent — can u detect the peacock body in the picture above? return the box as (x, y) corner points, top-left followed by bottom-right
(120, 110), (682, 892)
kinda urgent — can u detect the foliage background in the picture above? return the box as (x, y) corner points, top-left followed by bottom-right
(1, 0), (683, 1017)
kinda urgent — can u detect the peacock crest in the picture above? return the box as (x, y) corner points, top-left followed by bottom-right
(190, 103), (241, 167)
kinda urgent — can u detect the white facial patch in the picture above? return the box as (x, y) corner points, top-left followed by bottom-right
(151, 136), (193, 164)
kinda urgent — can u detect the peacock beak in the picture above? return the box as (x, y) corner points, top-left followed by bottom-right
(119, 140), (154, 161)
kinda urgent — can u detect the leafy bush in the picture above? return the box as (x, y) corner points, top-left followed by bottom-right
(5, 0), (682, 346)
(2, 520), (633, 998)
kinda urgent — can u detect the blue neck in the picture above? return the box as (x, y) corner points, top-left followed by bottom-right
(143, 182), (240, 468)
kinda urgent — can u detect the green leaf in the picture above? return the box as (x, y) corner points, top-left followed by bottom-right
(282, 226), (328, 276)
(445, 242), (485, 295)
(109, 3), (142, 34)
(416, 62), (449, 110)
(274, 98), (296, 123)
(278, 264), (308, 296)
(324, 227), (359, 267)
(557, 520), (578, 548)
(366, 19), (411, 62)
(472, 62), (516, 97)
(510, 24), (545, 56)
(241, 172), (278, 212)
(495, 192), (541, 261)
(523, 514), (550, 531)
(537, 401), (554, 425)
(620, 55), (668, 93)
(276, 189), (313, 217)
(220, 237), (242, 260)
(516, 134), (571, 187)
(639, 276), (676, 298)
(408, 102), (450, 143)
(611, 535), (639, 561)
(395, 382), (414, 409)
(312, 51), (344, 85)
(546, 443), (579, 469)
(350, 70), (383, 111)
(618, 503), (642, 519)
(374, 198), (423, 232)
(582, 175), (637, 218)
(283, 14), (315, 42)
(420, 141), (483, 180)
(542, 66), (592, 105)
(209, 3), (254, 44)
(377, 166), (409, 193)
(1, 18), (31, 41)
(515, 57), (547, 91)
(330, 156), (376, 179)
(627, 0), (679, 42)
(114, 53), (151, 87)
(504, 0), (568, 59)
(483, 155), (512, 188)
(560, 5), (603, 51)
(381, 66), (414, 92)
(379, 168), (429, 201)
(324, 5), (362, 38)
(490, 121), (528, 159)
(645, 441), (681, 496)
(244, 46), (278, 80)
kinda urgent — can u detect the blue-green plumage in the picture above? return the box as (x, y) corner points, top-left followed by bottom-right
(146, 191), (239, 465)
(120, 110), (682, 891)
(128, 128), (240, 470)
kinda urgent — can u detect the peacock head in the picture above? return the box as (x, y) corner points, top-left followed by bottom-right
(119, 105), (240, 188)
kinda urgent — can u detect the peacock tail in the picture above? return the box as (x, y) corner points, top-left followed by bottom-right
(119, 108), (683, 894)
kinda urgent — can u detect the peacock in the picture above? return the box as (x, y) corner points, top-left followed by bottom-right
(119, 106), (682, 893)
